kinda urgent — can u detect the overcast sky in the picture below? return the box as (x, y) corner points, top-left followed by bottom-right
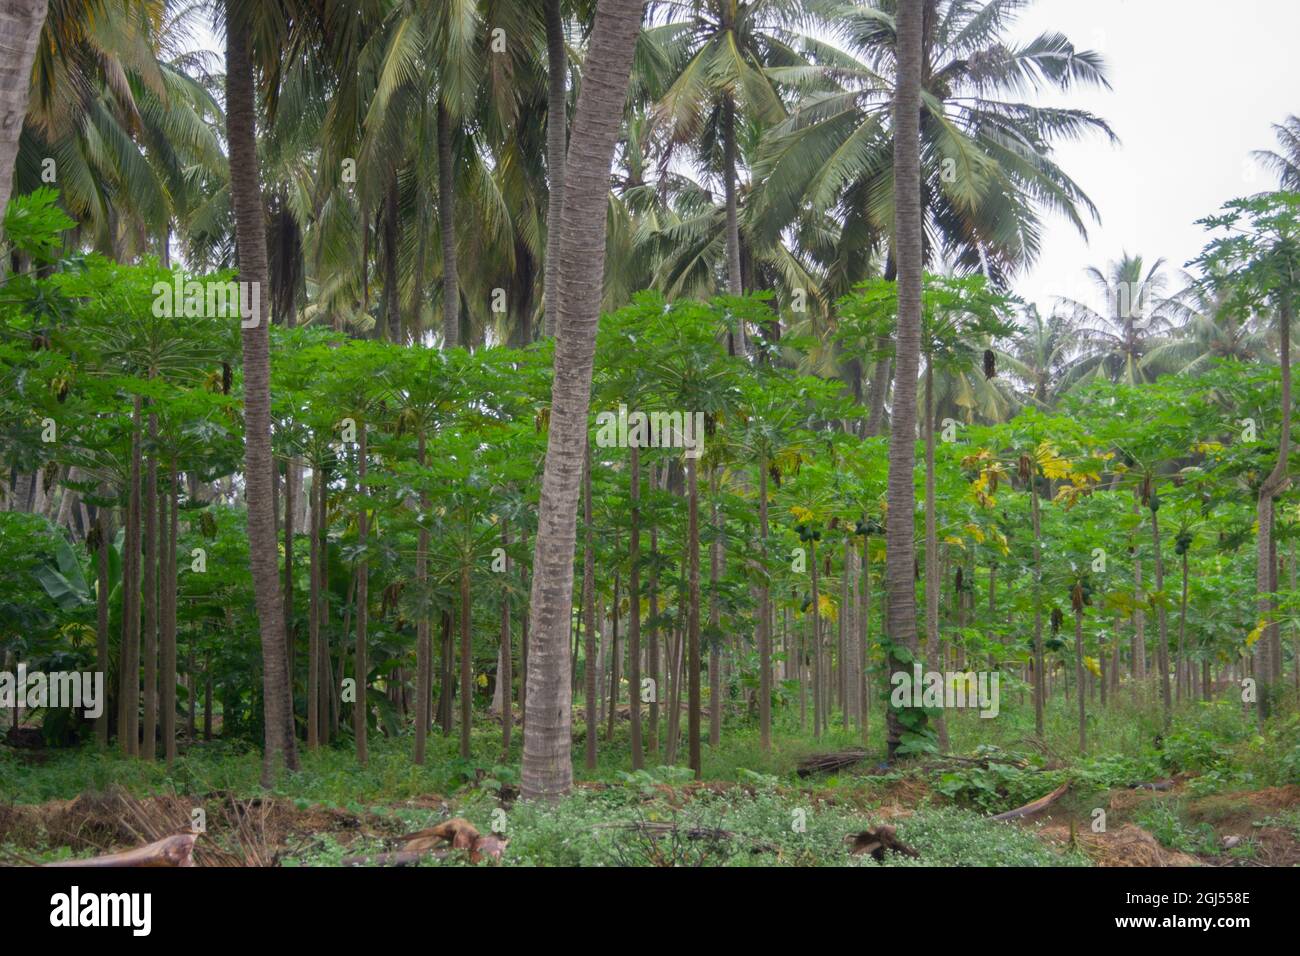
(1008, 0), (1300, 315)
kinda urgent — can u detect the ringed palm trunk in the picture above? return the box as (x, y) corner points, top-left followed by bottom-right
(543, 0), (567, 338)
(1255, 293), (1292, 721)
(162, 462), (178, 766)
(520, 0), (646, 801)
(437, 103), (461, 349)
(687, 456), (702, 777)
(722, 92), (744, 354)
(924, 361), (947, 750)
(0, 0), (47, 225)
(1073, 602), (1086, 753)
(120, 397), (142, 756)
(883, 0), (925, 759)
(708, 468), (721, 746)
(628, 442), (643, 768)
(414, 434), (432, 763)
(757, 458), (771, 751)
(459, 558), (471, 759)
(308, 462), (321, 752)
(499, 519), (512, 756)
(95, 493), (111, 749)
(226, 1), (298, 784)
(1031, 475), (1045, 736)
(1149, 502), (1172, 725)
(583, 442), (597, 769)
(354, 426), (370, 765)
(142, 414), (158, 760)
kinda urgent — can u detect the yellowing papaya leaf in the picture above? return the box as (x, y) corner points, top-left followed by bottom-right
(1083, 656), (1102, 678)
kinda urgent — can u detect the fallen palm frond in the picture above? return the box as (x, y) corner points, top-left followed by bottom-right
(989, 781), (1070, 822)
(796, 749), (870, 777)
(846, 824), (920, 861)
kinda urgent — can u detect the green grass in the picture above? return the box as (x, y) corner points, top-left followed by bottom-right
(3, 692), (1296, 866)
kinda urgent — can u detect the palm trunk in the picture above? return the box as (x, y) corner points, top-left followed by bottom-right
(647, 463), (660, 756)
(499, 519), (512, 756)
(758, 459), (771, 751)
(354, 425), (370, 765)
(226, 0), (298, 783)
(520, 0), (645, 801)
(95, 495), (111, 749)
(543, 0), (568, 337)
(707, 468), (721, 747)
(120, 398), (142, 756)
(628, 443), (643, 768)
(1074, 607), (1086, 753)
(924, 361), (948, 750)
(1177, 548), (1189, 704)
(883, 0), (925, 759)
(0, 1), (47, 226)
(1150, 503), (1172, 725)
(722, 92), (744, 354)
(162, 462), (178, 766)
(582, 442), (597, 769)
(1031, 474), (1045, 737)
(142, 417), (158, 760)
(308, 465), (321, 752)
(437, 103), (460, 348)
(1255, 294), (1292, 720)
(458, 560), (471, 760)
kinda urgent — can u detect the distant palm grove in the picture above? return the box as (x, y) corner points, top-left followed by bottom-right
(1, 0), (1298, 869)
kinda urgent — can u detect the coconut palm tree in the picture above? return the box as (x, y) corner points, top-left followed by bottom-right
(999, 304), (1080, 408)
(1253, 115), (1300, 190)
(753, 0), (1114, 423)
(224, 0), (298, 785)
(521, 0), (647, 802)
(883, 0), (922, 759)
(643, 0), (816, 330)
(1057, 254), (1183, 389)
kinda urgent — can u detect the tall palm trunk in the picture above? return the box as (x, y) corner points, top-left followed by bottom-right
(355, 425), (370, 765)
(499, 519), (512, 756)
(628, 443), (643, 767)
(757, 458), (771, 751)
(308, 464), (321, 752)
(120, 398), (142, 756)
(0, 0), (47, 225)
(687, 456), (702, 777)
(582, 443), (597, 769)
(459, 561), (471, 759)
(543, 0), (568, 337)
(142, 415), (159, 760)
(1031, 478), (1044, 736)
(1254, 294), (1291, 720)
(162, 462), (178, 766)
(226, 1), (298, 784)
(1149, 503), (1172, 724)
(520, 0), (646, 801)
(722, 92), (744, 354)
(708, 468), (721, 746)
(413, 435), (431, 762)
(437, 104), (461, 348)
(647, 463), (660, 756)
(95, 494), (111, 749)
(883, 0), (924, 759)
(924, 361), (947, 750)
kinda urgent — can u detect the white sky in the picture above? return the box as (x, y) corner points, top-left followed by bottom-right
(1009, 0), (1300, 315)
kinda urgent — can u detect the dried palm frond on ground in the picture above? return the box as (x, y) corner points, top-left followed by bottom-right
(796, 749), (870, 777)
